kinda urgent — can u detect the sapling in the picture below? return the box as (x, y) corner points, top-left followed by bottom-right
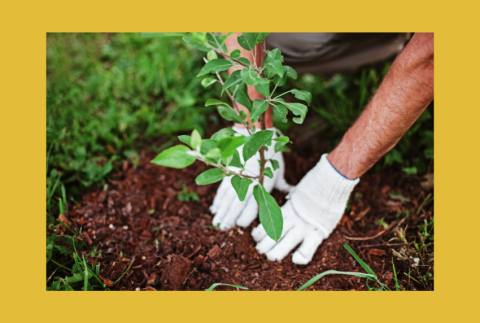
(150, 33), (312, 241)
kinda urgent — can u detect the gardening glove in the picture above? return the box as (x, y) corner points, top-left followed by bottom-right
(210, 126), (292, 230)
(252, 154), (359, 265)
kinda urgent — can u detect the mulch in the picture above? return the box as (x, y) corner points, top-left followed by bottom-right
(56, 135), (433, 291)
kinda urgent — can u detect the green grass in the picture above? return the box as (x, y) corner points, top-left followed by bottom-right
(47, 33), (220, 204)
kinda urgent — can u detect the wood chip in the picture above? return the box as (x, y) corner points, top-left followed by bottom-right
(369, 248), (386, 256)
(207, 245), (221, 259)
(354, 206), (371, 222)
(82, 231), (93, 245)
(58, 214), (72, 227)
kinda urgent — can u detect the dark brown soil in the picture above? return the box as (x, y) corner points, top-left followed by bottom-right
(59, 129), (433, 291)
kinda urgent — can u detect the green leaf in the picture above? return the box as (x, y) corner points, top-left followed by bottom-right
(253, 184), (283, 241)
(230, 49), (241, 58)
(402, 167), (417, 175)
(207, 50), (218, 61)
(217, 136), (249, 160)
(284, 66), (297, 79)
(191, 32), (207, 43)
(207, 33), (227, 52)
(234, 84), (252, 111)
(235, 57), (251, 66)
(274, 141), (288, 153)
(196, 168), (226, 185)
(217, 106), (243, 124)
(230, 150), (243, 168)
(265, 60), (284, 78)
(297, 270), (375, 291)
(270, 159), (280, 171)
(200, 139), (218, 155)
(206, 148), (221, 159)
(274, 136), (289, 143)
(254, 78), (270, 97)
(190, 130), (202, 150)
(237, 33), (257, 51)
(250, 99), (269, 123)
(266, 48), (283, 62)
(205, 283), (249, 291)
(211, 128), (237, 140)
(231, 176), (253, 201)
(182, 37), (210, 52)
(273, 66), (297, 86)
(264, 49), (284, 79)
(263, 167), (273, 178)
(255, 33), (269, 42)
(275, 100), (307, 124)
(201, 78), (217, 89)
(151, 145), (196, 168)
(271, 102), (288, 123)
(241, 67), (260, 86)
(206, 98), (232, 109)
(222, 70), (243, 95)
(290, 89), (312, 105)
(197, 59), (234, 77)
(141, 32), (188, 38)
(343, 244), (377, 277)
(239, 110), (248, 120)
(243, 130), (274, 162)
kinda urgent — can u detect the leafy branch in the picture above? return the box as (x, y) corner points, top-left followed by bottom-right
(147, 32), (312, 242)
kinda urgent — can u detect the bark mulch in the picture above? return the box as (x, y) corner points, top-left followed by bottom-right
(61, 139), (433, 290)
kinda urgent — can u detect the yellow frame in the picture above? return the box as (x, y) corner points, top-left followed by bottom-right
(1, 0), (479, 321)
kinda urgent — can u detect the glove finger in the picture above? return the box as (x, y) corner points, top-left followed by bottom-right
(251, 223), (267, 242)
(235, 195), (258, 228)
(292, 231), (324, 265)
(255, 235), (277, 255)
(212, 189), (237, 228)
(255, 218), (294, 254)
(217, 195), (249, 231)
(266, 226), (306, 261)
(210, 177), (231, 214)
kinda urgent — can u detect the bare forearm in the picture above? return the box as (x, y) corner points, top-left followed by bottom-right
(224, 33), (273, 128)
(328, 33), (434, 179)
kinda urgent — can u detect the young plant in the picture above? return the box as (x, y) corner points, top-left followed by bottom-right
(150, 33), (312, 241)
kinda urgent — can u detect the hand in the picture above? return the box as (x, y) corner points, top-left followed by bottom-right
(210, 126), (292, 230)
(252, 154), (359, 264)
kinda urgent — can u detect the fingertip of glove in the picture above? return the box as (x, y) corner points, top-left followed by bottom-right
(292, 252), (311, 265)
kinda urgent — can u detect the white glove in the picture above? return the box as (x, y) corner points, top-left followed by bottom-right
(210, 126), (292, 230)
(252, 154), (359, 265)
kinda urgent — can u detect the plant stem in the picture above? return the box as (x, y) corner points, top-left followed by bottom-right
(198, 155), (259, 179)
(258, 40), (267, 186)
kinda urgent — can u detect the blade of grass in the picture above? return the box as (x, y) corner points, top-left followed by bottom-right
(205, 283), (249, 291)
(82, 255), (89, 291)
(392, 258), (400, 291)
(343, 244), (376, 277)
(114, 258), (135, 284)
(297, 270), (375, 291)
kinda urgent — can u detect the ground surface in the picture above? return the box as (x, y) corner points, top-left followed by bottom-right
(58, 129), (433, 291)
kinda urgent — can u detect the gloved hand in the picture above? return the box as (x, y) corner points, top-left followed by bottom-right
(252, 154), (359, 265)
(210, 126), (292, 230)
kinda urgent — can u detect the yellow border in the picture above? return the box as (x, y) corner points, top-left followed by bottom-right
(1, 0), (479, 321)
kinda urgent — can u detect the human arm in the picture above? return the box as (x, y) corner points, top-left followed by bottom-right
(328, 33), (434, 178)
(254, 33), (434, 264)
